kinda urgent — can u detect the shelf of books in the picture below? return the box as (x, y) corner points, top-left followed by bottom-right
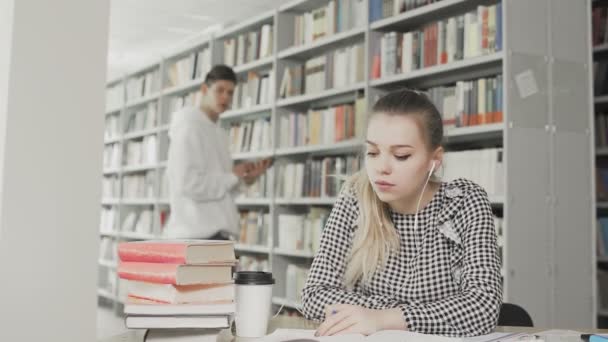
(594, 0), (608, 328)
(100, 0), (594, 327)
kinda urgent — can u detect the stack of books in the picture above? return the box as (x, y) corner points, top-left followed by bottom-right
(117, 240), (237, 339)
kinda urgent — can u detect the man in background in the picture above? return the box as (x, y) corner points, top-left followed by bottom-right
(166, 65), (271, 240)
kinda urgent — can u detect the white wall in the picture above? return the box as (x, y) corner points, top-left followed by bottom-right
(0, 0), (109, 341)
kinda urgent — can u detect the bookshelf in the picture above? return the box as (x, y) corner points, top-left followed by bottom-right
(99, 0), (594, 328)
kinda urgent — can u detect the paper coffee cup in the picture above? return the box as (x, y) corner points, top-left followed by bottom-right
(234, 271), (275, 338)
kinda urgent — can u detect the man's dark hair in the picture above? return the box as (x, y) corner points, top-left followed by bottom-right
(204, 64), (237, 86)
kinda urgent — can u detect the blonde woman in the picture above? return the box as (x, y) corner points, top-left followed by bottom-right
(302, 89), (502, 337)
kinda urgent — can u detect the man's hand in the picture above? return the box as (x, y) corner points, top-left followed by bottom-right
(315, 304), (406, 337)
(233, 162), (254, 179)
(237, 158), (274, 185)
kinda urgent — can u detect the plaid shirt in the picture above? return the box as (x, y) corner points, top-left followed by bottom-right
(301, 178), (502, 337)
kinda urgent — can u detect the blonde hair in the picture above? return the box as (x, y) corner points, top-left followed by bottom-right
(342, 89), (444, 288)
(342, 169), (400, 288)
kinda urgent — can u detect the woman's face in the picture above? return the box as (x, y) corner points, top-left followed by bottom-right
(365, 112), (439, 207)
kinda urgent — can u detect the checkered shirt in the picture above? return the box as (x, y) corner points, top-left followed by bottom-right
(301, 178), (503, 337)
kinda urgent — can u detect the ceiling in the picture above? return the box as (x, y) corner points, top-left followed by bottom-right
(107, 0), (285, 80)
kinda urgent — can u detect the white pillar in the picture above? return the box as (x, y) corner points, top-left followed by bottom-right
(0, 0), (109, 340)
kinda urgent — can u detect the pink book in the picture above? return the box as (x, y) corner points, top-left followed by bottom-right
(118, 240), (236, 264)
(118, 262), (233, 285)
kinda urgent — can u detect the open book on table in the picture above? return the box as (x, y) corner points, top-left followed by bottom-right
(255, 329), (535, 342)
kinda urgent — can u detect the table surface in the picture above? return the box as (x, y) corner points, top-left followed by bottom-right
(100, 315), (608, 342)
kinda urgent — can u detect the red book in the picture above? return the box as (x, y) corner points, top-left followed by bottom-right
(118, 261), (233, 285)
(346, 106), (355, 139)
(118, 240), (236, 264)
(372, 54), (381, 79)
(482, 7), (489, 53)
(431, 23), (437, 66)
(335, 105), (345, 142)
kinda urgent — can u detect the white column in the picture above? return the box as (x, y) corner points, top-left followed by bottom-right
(0, 0), (109, 340)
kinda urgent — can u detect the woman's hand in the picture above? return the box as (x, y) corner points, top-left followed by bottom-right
(314, 304), (406, 337)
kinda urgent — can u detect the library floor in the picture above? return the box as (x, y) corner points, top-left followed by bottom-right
(97, 304), (129, 340)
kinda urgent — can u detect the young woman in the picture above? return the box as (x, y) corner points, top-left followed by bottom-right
(301, 89), (502, 337)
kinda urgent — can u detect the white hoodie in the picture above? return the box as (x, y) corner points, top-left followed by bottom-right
(165, 106), (239, 239)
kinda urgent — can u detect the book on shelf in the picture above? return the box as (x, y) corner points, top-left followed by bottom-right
(427, 74), (504, 130)
(371, 3), (502, 79)
(279, 98), (366, 148)
(235, 167), (272, 198)
(127, 281), (235, 305)
(99, 237), (117, 262)
(103, 144), (121, 170)
(285, 264), (310, 303)
(594, 61), (608, 97)
(293, 0), (366, 47)
(126, 69), (160, 102)
(593, 5), (608, 47)
(237, 255), (270, 272)
(275, 156), (360, 199)
(102, 176), (120, 198)
(124, 102), (157, 134)
(596, 162), (608, 201)
(238, 210), (270, 246)
(277, 208), (329, 254)
(121, 209), (154, 235)
(599, 269), (608, 314)
(231, 71), (274, 110)
(227, 117), (272, 154)
(166, 47), (211, 89)
(121, 172), (155, 198)
(223, 24), (274, 67)
(104, 114), (120, 141)
(106, 83), (124, 110)
(442, 148), (504, 198)
(100, 207), (117, 232)
(118, 240), (237, 264)
(159, 168), (170, 198)
(596, 113), (608, 149)
(167, 91), (203, 120)
(597, 218), (607, 260)
(369, 0), (444, 22)
(279, 42), (364, 99)
(123, 135), (157, 166)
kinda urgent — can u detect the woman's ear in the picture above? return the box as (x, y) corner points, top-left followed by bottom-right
(430, 146), (444, 171)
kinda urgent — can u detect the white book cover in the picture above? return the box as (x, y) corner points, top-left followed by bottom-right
(125, 315), (229, 330)
(295, 163), (304, 198)
(402, 32), (413, 73)
(447, 17), (456, 63)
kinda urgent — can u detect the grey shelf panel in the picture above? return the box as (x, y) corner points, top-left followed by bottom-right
(275, 139), (362, 157)
(278, 27), (366, 60)
(123, 128), (158, 141)
(162, 78), (205, 97)
(233, 56), (274, 74)
(221, 104), (273, 120)
(276, 83), (365, 108)
(371, 0), (490, 32)
(122, 164), (157, 173)
(125, 92), (160, 109)
(370, 53), (503, 89)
